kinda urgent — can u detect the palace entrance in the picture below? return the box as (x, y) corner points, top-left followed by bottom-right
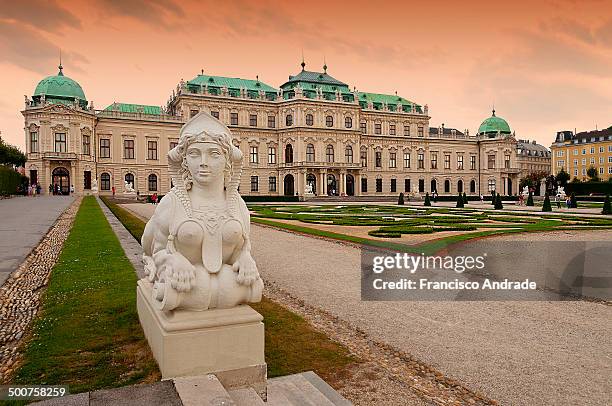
(346, 174), (355, 196)
(284, 174), (295, 196)
(52, 167), (70, 195)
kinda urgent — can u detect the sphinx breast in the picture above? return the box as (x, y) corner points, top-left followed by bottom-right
(223, 219), (243, 246)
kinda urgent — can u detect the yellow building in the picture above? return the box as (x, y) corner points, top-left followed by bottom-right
(551, 128), (612, 181)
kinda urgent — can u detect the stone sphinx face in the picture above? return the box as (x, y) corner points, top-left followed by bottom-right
(186, 141), (227, 186)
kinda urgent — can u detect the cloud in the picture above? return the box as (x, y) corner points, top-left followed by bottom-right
(93, 0), (185, 29)
(0, 20), (88, 75)
(0, 0), (81, 32)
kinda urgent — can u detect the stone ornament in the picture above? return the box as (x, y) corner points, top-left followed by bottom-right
(141, 111), (263, 312)
(91, 179), (98, 193)
(124, 181), (135, 194)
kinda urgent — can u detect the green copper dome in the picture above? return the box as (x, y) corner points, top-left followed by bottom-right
(477, 109), (511, 135)
(33, 65), (86, 101)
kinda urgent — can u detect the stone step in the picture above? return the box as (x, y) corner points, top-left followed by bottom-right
(300, 371), (352, 406)
(229, 387), (265, 405)
(269, 373), (337, 406)
(173, 374), (234, 406)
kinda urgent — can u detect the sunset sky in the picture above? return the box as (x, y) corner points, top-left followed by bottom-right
(1, 0), (611, 150)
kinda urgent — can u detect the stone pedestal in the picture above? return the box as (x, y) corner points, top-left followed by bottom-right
(136, 280), (266, 393)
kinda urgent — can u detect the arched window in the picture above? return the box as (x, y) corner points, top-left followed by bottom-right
(345, 145), (353, 163)
(326, 145), (334, 163)
(285, 144), (293, 163)
(430, 179), (437, 193)
(306, 144), (315, 162)
(286, 114), (293, 126)
(148, 174), (158, 191)
(125, 173), (134, 186)
(306, 114), (314, 126)
(100, 173), (111, 191)
(458, 180), (463, 193)
(444, 179), (450, 193)
(326, 115), (333, 127)
(470, 180), (476, 193)
(345, 116), (352, 128)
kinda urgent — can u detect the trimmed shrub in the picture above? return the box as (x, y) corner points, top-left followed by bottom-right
(565, 181), (612, 196)
(542, 194), (552, 212)
(527, 191), (534, 206)
(602, 194), (611, 215)
(0, 166), (23, 196)
(456, 194), (464, 208)
(494, 194), (503, 210)
(570, 192), (578, 209)
(491, 191), (496, 205)
(424, 193), (431, 206)
(463, 192), (468, 204)
(243, 195), (300, 202)
(398, 192), (404, 205)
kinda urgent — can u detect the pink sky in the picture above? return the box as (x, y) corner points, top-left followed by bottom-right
(1, 0), (611, 150)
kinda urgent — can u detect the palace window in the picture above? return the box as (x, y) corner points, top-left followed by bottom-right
(458, 180), (463, 193)
(306, 114), (314, 126)
(125, 173), (134, 187)
(251, 176), (259, 192)
(444, 179), (450, 193)
(250, 146), (258, 164)
(390, 178), (397, 193)
(418, 126), (424, 137)
(170, 141), (178, 150)
(267, 115), (275, 128)
(404, 124), (410, 136)
(82, 135), (90, 155)
(345, 116), (352, 128)
(488, 178), (496, 192)
(147, 141), (158, 160)
(249, 114), (257, 127)
(376, 178), (383, 192)
(470, 180), (476, 193)
(457, 155), (464, 170)
(404, 178), (411, 192)
(30, 132), (38, 153)
(600, 146), (604, 153)
(374, 122), (382, 135)
(285, 144), (293, 163)
(444, 154), (451, 169)
(418, 179), (425, 192)
(574, 149), (578, 155)
(504, 155), (510, 169)
(100, 139), (110, 158)
(488, 154), (496, 169)
(326, 115), (334, 127)
(268, 146), (276, 164)
(431, 153), (438, 169)
(418, 153), (424, 169)
(345, 145), (353, 163)
(55, 133), (66, 153)
(211, 111), (219, 119)
(286, 114), (293, 126)
(100, 173), (111, 190)
(326, 145), (335, 163)
(231, 112), (238, 125)
(360, 148), (367, 167)
(268, 176), (276, 192)
(389, 152), (397, 168)
(470, 155), (476, 170)
(148, 174), (157, 191)
(404, 152), (411, 168)
(375, 151), (382, 168)
(190, 109), (199, 118)
(590, 147), (595, 154)
(360, 121), (367, 133)
(389, 124), (396, 136)
(124, 139), (134, 159)
(306, 144), (315, 162)
(361, 177), (368, 192)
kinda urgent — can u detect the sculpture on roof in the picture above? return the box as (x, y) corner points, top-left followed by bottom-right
(141, 111), (263, 312)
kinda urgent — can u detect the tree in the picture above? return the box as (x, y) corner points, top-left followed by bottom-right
(555, 169), (570, 187)
(463, 192), (468, 204)
(456, 194), (464, 208)
(542, 193), (552, 212)
(519, 170), (549, 191)
(424, 192), (431, 206)
(526, 190), (534, 206)
(494, 194), (503, 210)
(398, 192), (404, 205)
(0, 138), (26, 168)
(586, 166), (599, 182)
(570, 192), (578, 208)
(602, 194), (611, 215)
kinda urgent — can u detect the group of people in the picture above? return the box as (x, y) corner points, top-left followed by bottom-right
(47, 183), (75, 195)
(25, 183), (42, 196)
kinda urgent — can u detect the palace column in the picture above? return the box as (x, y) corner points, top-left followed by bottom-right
(320, 170), (327, 195)
(339, 171), (346, 196)
(356, 173), (361, 196)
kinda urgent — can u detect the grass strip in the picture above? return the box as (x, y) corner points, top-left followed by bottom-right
(100, 198), (359, 381)
(11, 196), (160, 395)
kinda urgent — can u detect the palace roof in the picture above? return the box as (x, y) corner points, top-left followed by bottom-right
(103, 103), (162, 115)
(478, 109), (511, 135)
(33, 64), (87, 108)
(187, 74), (277, 98)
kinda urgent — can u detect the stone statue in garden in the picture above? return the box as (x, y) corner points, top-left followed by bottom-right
(124, 181), (135, 194)
(91, 178), (98, 193)
(141, 111), (263, 312)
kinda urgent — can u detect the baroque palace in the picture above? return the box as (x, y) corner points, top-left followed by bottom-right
(22, 61), (550, 197)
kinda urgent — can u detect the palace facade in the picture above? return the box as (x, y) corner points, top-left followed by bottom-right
(23, 61), (550, 197)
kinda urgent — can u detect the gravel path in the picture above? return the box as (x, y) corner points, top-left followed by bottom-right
(122, 203), (612, 405)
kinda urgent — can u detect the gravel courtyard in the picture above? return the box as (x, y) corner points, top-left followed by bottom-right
(123, 203), (612, 406)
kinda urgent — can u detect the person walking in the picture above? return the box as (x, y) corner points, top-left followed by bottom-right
(152, 192), (158, 205)
(112, 186), (116, 197)
(49, 184), (53, 195)
(36, 183), (41, 196)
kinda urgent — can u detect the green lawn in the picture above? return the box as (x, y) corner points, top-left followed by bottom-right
(100, 198), (359, 383)
(11, 196), (160, 394)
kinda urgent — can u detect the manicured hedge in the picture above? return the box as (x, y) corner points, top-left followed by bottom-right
(565, 182), (612, 196)
(0, 166), (24, 196)
(425, 195), (518, 202)
(243, 195), (300, 202)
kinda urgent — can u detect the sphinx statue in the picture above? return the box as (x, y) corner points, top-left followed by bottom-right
(141, 111), (263, 312)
